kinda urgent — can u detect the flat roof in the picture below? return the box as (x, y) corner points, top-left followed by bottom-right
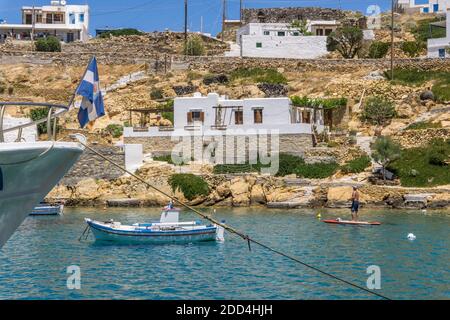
(0, 23), (83, 30)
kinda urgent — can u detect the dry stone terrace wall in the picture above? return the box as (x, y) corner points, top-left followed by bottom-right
(61, 145), (125, 185)
(124, 133), (312, 161)
(242, 7), (348, 23)
(1, 49), (449, 73)
(392, 129), (450, 148)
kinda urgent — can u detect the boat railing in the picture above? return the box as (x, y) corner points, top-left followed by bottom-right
(0, 102), (70, 143)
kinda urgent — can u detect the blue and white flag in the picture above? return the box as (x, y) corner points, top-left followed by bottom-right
(76, 57), (105, 128)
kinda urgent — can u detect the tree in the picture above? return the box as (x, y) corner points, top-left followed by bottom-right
(326, 26), (364, 59)
(360, 96), (396, 126)
(367, 41), (390, 59)
(183, 35), (205, 56)
(289, 19), (312, 35)
(371, 136), (401, 180)
(401, 40), (425, 57)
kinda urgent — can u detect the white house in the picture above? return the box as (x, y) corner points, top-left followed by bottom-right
(397, 0), (449, 13)
(235, 22), (339, 59)
(0, 0), (89, 43)
(123, 93), (325, 164)
(427, 8), (450, 57)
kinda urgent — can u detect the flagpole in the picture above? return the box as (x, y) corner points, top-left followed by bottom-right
(67, 55), (96, 109)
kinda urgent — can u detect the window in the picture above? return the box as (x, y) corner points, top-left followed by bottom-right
(36, 14), (42, 23)
(253, 109), (263, 124)
(54, 14), (63, 23)
(325, 29), (333, 36)
(423, 7), (429, 13)
(187, 111), (204, 124)
(316, 29), (324, 36)
(69, 13), (75, 24)
(25, 14), (32, 24)
(439, 48), (446, 58)
(235, 110), (243, 125)
(79, 13), (85, 23)
(263, 31), (270, 36)
(256, 42), (262, 48)
(277, 31), (286, 36)
(292, 31), (300, 36)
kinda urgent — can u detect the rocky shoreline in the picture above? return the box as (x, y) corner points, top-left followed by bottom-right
(47, 161), (450, 210)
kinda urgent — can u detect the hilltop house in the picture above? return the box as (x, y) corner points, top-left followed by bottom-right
(396, 0), (449, 13)
(0, 0), (89, 43)
(427, 8), (450, 57)
(123, 93), (325, 165)
(234, 21), (340, 59)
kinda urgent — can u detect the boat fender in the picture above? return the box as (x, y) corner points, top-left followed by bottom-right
(407, 233), (416, 241)
(216, 225), (225, 242)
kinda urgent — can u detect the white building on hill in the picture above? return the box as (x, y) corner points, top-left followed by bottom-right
(397, 0), (449, 13)
(123, 93), (325, 165)
(0, 0), (89, 43)
(427, 8), (450, 57)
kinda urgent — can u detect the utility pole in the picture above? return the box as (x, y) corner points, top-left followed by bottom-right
(184, 0), (188, 42)
(390, 0), (394, 80)
(240, 0), (243, 24)
(31, 6), (36, 51)
(222, 0), (226, 42)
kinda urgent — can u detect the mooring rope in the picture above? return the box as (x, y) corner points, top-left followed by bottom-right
(74, 138), (391, 300)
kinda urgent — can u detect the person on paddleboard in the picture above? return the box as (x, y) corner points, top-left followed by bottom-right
(351, 186), (360, 221)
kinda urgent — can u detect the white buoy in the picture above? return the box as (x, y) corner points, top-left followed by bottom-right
(407, 233), (416, 241)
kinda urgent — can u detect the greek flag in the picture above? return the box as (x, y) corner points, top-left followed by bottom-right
(76, 57), (105, 128)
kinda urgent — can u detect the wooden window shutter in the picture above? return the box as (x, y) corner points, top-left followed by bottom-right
(200, 112), (205, 122)
(187, 112), (193, 123)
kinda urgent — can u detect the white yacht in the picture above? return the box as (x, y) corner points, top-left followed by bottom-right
(0, 102), (84, 247)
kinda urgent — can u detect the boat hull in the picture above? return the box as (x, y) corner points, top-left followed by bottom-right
(88, 221), (218, 244)
(0, 141), (83, 247)
(30, 204), (64, 216)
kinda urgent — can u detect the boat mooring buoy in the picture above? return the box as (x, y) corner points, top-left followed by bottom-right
(407, 233), (416, 241)
(317, 213), (321, 219)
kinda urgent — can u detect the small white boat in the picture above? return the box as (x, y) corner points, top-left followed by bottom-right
(85, 208), (225, 244)
(30, 202), (64, 216)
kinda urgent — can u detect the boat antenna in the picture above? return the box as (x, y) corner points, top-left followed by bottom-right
(71, 136), (391, 300)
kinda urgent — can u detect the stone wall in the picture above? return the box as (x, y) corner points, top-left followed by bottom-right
(1, 48), (450, 72)
(124, 133), (312, 162)
(391, 128), (450, 148)
(61, 145), (125, 185)
(242, 7), (347, 24)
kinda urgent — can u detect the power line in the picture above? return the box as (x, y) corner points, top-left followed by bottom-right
(74, 138), (391, 300)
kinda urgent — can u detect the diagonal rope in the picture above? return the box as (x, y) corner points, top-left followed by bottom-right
(72, 136), (391, 300)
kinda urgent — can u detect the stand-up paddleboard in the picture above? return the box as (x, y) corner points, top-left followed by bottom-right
(322, 219), (381, 226)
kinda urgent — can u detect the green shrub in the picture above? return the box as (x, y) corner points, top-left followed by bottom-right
(401, 41), (425, 57)
(341, 156), (371, 174)
(161, 111), (174, 124)
(35, 36), (61, 52)
(230, 68), (287, 84)
(104, 124), (123, 138)
(360, 96), (396, 126)
(29, 107), (54, 134)
(168, 174), (209, 201)
(432, 80), (450, 102)
(150, 88), (164, 100)
(99, 28), (143, 38)
(294, 162), (339, 179)
(212, 153), (338, 179)
(368, 41), (390, 58)
(290, 96), (347, 109)
(183, 35), (205, 56)
(411, 18), (446, 42)
(405, 121), (442, 130)
(388, 139), (450, 187)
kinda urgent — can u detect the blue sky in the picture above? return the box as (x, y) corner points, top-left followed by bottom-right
(0, 0), (396, 36)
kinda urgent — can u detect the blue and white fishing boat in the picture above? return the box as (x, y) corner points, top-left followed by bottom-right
(85, 208), (225, 244)
(30, 202), (64, 216)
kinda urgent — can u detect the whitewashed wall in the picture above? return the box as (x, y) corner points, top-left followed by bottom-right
(240, 35), (328, 59)
(3, 116), (37, 143)
(427, 9), (450, 57)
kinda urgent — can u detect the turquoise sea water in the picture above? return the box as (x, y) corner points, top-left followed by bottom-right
(0, 207), (449, 300)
